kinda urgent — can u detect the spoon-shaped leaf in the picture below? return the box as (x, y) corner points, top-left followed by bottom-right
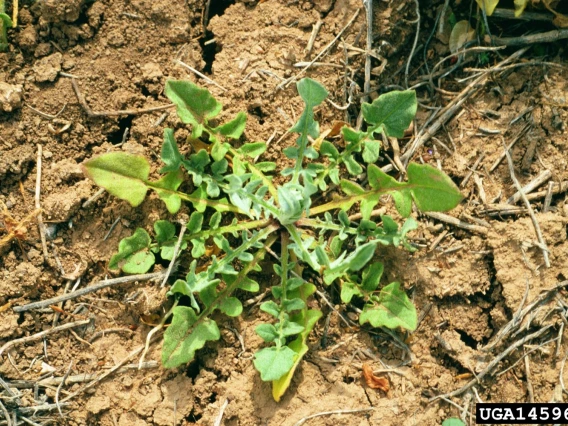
(83, 152), (150, 207)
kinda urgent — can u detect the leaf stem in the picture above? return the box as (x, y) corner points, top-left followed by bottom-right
(295, 217), (358, 234)
(185, 218), (273, 241)
(285, 224), (319, 270)
(145, 181), (243, 213)
(276, 232), (289, 348)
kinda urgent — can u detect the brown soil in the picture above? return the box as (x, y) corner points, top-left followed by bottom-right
(2, 0), (568, 425)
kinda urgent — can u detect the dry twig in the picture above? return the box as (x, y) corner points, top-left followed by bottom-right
(70, 78), (174, 117)
(277, 9), (361, 90)
(213, 399), (230, 426)
(175, 59), (227, 91)
(35, 145), (49, 263)
(490, 29), (568, 46)
(383, 47), (530, 173)
(0, 319), (91, 357)
(304, 20), (323, 58)
(483, 280), (568, 351)
(422, 212), (489, 235)
(430, 325), (551, 402)
(504, 141), (550, 268)
(13, 271), (166, 313)
(292, 408), (374, 426)
(507, 170), (552, 204)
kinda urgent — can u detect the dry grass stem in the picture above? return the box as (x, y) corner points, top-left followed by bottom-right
(362, 0), (373, 102)
(0, 319), (91, 357)
(491, 29), (568, 46)
(175, 59), (227, 91)
(277, 9), (361, 89)
(25, 103), (67, 120)
(13, 271), (166, 313)
(504, 142), (550, 268)
(304, 20), (323, 58)
(35, 145), (49, 263)
(384, 47), (530, 173)
(292, 408), (374, 426)
(423, 212), (488, 235)
(461, 152), (486, 188)
(213, 398), (229, 426)
(160, 221), (187, 288)
(430, 325), (552, 402)
(61, 341), (153, 403)
(70, 78), (174, 117)
(507, 170), (552, 204)
(483, 280), (568, 351)
(55, 361), (73, 417)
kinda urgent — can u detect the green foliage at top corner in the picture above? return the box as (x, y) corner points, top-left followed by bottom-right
(0, 7), (12, 52)
(82, 75), (464, 404)
(442, 418), (466, 426)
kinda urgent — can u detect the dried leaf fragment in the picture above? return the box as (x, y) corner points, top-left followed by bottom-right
(362, 363), (390, 391)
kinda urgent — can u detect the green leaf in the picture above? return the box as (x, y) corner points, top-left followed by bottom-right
(366, 163), (462, 217)
(109, 228), (154, 273)
(215, 111), (247, 139)
(154, 220), (175, 243)
(260, 301), (280, 318)
(290, 78), (328, 184)
(256, 324), (279, 343)
(211, 141), (230, 162)
(361, 262), (384, 292)
(362, 139), (381, 163)
(122, 251), (155, 274)
(152, 171), (184, 214)
(442, 419), (466, 426)
(219, 297), (243, 317)
(320, 140), (339, 160)
(324, 241), (377, 284)
(0, 14), (13, 29)
(362, 90), (417, 138)
(83, 152), (150, 207)
(281, 321), (305, 336)
(406, 163), (463, 212)
(349, 242), (376, 271)
(160, 128), (183, 173)
(359, 282), (417, 331)
(187, 211), (203, 233)
(253, 346), (297, 381)
(255, 162), (277, 172)
(344, 155), (363, 175)
(164, 80), (222, 138)
(154, 220), (187, 260)
(282, 298), (305, 312)
(341, 281), (363, 303)
(239, 142), (267, 158)
(236, 276), (259, 293)
(162, 306), (220, 368)
(169, 279), (190, 296)
(272, 308), (322, 401)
